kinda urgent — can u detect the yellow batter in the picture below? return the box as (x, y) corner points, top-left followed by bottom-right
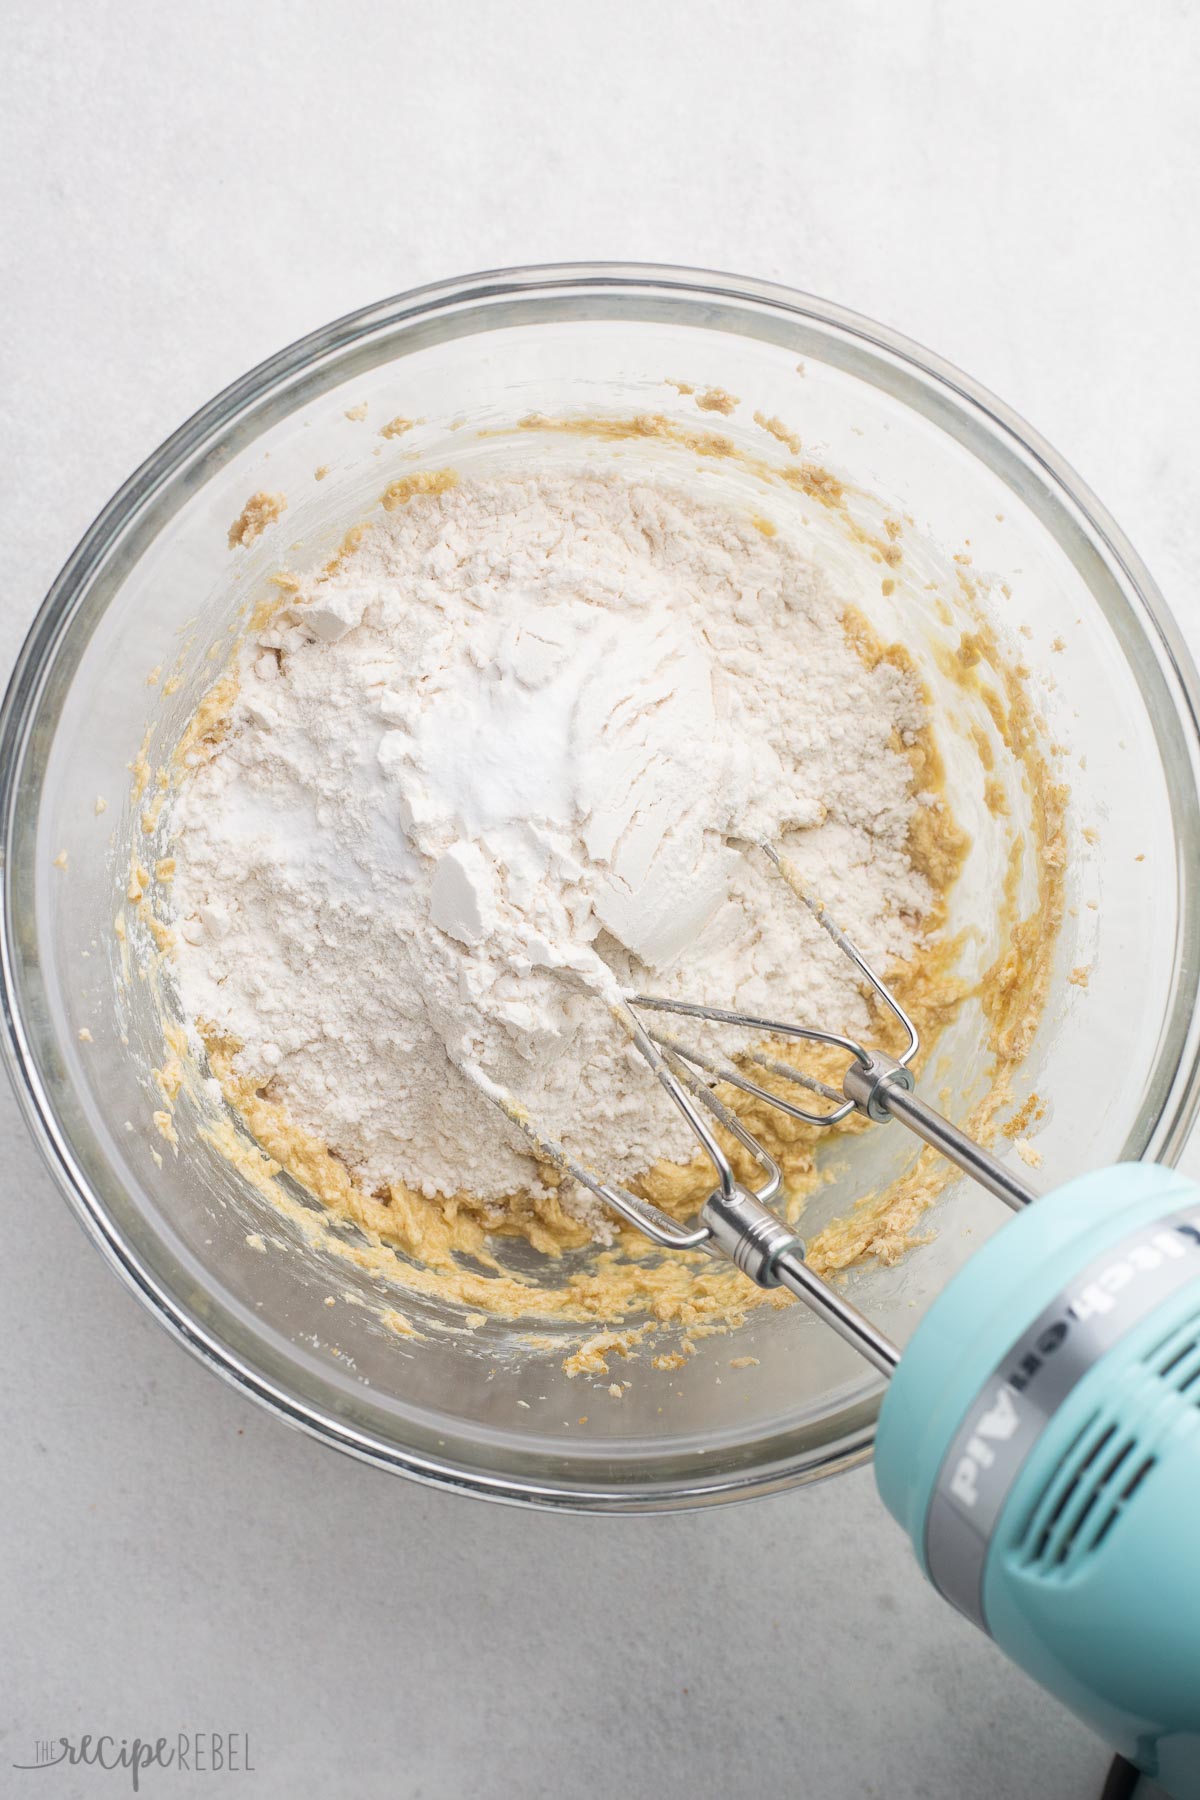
(134, 418), (1065, 1374)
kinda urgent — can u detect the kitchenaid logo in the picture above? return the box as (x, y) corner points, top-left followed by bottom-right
(948, 1384), (1021, 1507)
(948, 1217), (1200, 1511)
(13, 1733), (253, 1790)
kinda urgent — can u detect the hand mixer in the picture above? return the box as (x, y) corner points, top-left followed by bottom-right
(489, 846), (1200, 1796)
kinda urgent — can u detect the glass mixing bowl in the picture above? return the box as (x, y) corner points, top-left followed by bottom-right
(4, 264), (1200, 1509)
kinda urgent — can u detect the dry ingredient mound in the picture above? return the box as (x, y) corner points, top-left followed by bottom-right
(168, 473), (934, 1236)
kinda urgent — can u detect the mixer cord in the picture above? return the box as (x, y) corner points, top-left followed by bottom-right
(1100, 1753), (1141, 1799)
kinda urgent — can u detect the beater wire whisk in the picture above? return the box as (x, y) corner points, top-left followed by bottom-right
(474, 843), (1036, 1377)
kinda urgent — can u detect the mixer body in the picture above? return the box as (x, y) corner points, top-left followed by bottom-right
(875, 1164), (1200, 1795)
(497, 863), (1200, 1784)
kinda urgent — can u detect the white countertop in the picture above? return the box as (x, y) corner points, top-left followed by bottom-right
(3, 3), (1198, 1794)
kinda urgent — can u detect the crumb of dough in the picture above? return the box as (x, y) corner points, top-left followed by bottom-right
(695, 387), (738, 415)
(1014, 1137), (1043, 1168)
(1002, 1093), (1046, 1140)
(141, 770), (169, 835)
(1135, 852), (1145, 863)
(607, 1384), (623, 1398)
(984, 777), (1010, 817)
(316, 527), (369, 579)
(155, 857), (176, 882)
(666, 379), (695, 395)
(562, 1328), (648, 1378)
(1082, 826), (1099, 845)
(344, 401), (369, 422)
(323, 1295), (335, 1307)
(141, 911), (173, 954)
(881, 578), (895, 596)
(381, 469), (458, 509)
(729, 1356), (760, 1369)
(381, 1308), (427, 1340)
(464, 1311), (488, 1329)
(1068, 964), (1091, 988)
(652, 1352), (688, 1372)
(146, 665), (161, 686)
(516, 409), (739, 465)
(753, 410), (803, 455)
(94, 796), (107, 815)
(53, 849), (68, 870)
(228, 491), (287, 548)
(152, 1109), (179, 1149)
(245, 1233), (266, 1251)
(781, 461), (844, 506)
(379, 416), (415, 439)
(153, 1058), (183, 1104)
(78, 1027), (93, 1043)
(1051, 636), (1066, 652)
(151, 1149), (163, 1169)
(795, 361), (806, 375)
(314, 465), (330, 481)
(750, 514), (777, 537)
(1041, 834), (1066, 870)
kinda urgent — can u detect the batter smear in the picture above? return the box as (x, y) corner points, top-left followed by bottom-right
(171, 478), (937, 1206)
(164, 471), (988, 1326)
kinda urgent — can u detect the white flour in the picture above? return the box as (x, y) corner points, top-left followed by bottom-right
(169, 473), (932, 1230)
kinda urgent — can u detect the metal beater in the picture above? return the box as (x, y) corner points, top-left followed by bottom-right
(488, 842), (1035, 1377)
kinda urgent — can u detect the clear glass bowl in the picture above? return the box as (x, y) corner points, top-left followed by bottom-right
(4, 264), (1200, 1510)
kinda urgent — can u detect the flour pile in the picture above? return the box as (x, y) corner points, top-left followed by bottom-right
(169, 474), (932, 1230)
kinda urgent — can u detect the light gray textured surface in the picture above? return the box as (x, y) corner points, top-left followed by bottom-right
(2, 3), (1198, 1795)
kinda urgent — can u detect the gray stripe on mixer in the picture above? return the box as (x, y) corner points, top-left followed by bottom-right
(924, 1202), (1200, 1633)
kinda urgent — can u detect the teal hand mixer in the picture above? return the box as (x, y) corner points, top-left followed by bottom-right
(489, 849), (1200, 1794)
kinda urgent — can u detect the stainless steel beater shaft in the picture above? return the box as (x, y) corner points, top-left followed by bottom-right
(842, 1052), (1037, 1214)
(691, 1048), (1036, 1379)
(473, 853), (1041, 1381)
(772, 1247), (902, 1375)
(700, 1179), (901, 1374)
(618, 854), (1041, 1376)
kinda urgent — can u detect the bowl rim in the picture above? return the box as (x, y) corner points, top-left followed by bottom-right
(4, 259), (1200, 1511)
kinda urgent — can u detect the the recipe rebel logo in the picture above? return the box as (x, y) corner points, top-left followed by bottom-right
(12, 1732), (254, 1790)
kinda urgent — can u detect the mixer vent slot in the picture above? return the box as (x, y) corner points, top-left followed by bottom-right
(1146, 1309), (1200, 1403)
(1013, 1412), (1156, 1578)
(1088, 1455), (1156, 1553)
(1008, 1310), (1200, 1583)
